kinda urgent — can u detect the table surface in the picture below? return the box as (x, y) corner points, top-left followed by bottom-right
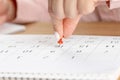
(18, 22), (120, 36)
(18, 22), (120, 80)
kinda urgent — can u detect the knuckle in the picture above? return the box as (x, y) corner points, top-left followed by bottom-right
(78, 6), (95, 15)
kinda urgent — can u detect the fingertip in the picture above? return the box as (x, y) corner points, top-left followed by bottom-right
(63, 15), (81, 38)
(54, 30), (63, 39)
(53, 23), (63, 38)
(63, 19), (76, 38)
(54, 32), (61, 41)
(51, 15), (64, 39)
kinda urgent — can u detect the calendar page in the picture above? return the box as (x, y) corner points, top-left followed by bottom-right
(0, 35), (120, 80)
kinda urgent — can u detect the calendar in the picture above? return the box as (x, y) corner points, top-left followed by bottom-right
(0, 35), (120, 80)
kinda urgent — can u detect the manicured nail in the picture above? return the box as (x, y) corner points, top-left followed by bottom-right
(54, 32), (60, 41)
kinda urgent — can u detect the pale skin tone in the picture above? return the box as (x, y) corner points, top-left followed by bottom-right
(1, 0), (95, 38)
(48, 0), (109, 38)
(0, 0), (109, 38)
(0, 0), (16, 24)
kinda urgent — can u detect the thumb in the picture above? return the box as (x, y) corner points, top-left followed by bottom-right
(63, 15), (82, 38)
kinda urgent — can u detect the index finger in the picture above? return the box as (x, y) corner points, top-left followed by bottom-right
(48, 0), (64, 39)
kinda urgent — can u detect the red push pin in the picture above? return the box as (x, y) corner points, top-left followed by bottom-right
(58, 38), (63, 45)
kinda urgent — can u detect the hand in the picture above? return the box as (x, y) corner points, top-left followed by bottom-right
(0, 0), (16, 24)
(48, 0), (98, 38)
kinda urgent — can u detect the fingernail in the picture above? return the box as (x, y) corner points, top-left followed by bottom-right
(54, 32), (60, 41)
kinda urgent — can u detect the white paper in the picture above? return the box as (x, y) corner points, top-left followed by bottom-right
(0, 35), (120, 80)
(0, 23), (26, 34)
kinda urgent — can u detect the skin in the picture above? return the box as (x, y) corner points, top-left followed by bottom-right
(0, 0), (16, 24)
(0, 0), (109, 38)
(48, 0), (100, 38)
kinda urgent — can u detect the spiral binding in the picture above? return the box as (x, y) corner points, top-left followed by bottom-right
(0, 72), (111, 80)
